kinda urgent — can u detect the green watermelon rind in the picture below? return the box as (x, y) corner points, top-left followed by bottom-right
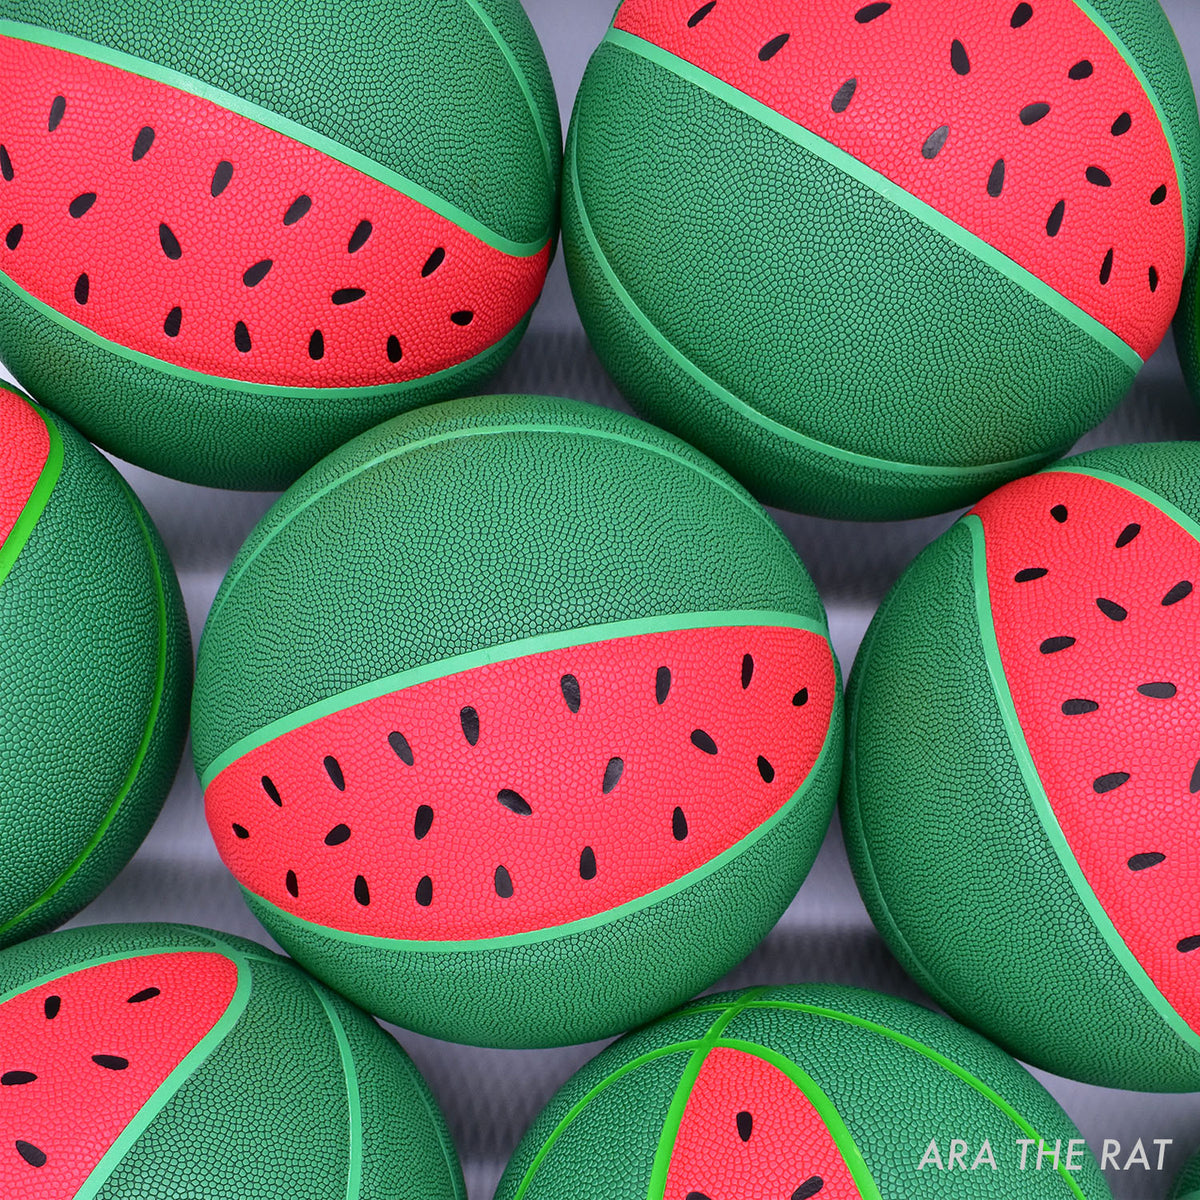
(0, 384), (61, 590)
(1171, 1147), (1200, 1200)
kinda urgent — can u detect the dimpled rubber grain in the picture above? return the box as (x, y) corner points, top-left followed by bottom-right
(0, 923), (465, 1200)
(495, 984), (1111, 1200)
(843, 444), (1200, 1090)
(1176, 259), (1200, 404)
(1171, 1147), (1200, 1199)
(0, 388), (47, 544)
(0, 391), (190, 949)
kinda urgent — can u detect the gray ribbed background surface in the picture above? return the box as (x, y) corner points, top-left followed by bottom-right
(3, 1), (1200, 1195)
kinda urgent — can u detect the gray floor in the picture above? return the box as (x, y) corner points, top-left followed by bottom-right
(5, 1), (1200, 1196)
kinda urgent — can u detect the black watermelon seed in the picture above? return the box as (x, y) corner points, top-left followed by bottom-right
(163, 306), (182, 337)
(48, 95), (65, 131)
(793, 688), (809, 707)
(231, 823), (249, 839)
(1062, 699), (1099, 715)
(422, 247), (446, 277)
(1163, 581), (1194, 606)
(389, 731), (414, 765)
(922, 125), (950, 160)
(211, 161), (233, 197)
(831, 77), (857, 113)
(580, 846), (597, 880)
(159, 223), (182, 260)
(243, 259), (273, 287)
(234, 321), (252, 353)
(742, 653), (754, 689)
(1191, 759), (1200, 795)
(691, 729), (718, 755)
(1040, 636), (1076, 654)
(1051, 504), (1069, 523)
(672, 806), (689, 841)
(737, 1110), (753, 1142)
(688, 1), (716, 26)
(685, 1194), (712, 1200)
(354, 875), (370, 906)
(1116, 523), (1141, 548)
(285, 870), (299, 898)
(1069, 60), (1093, 80)
(1179, 935), (1200, 953)
(69, 192), (96, 218)
(451, 310), (474, 326)
(283, 194), (312, 225)
(987, 159), (1006, 198)
(1139, 682), (1177, 699)
(1099, 247), (1114, 285)
(757, 756), (775, 783)
(414, 804), (434, 840)
(494, 865), (514, 899)
(332, 288), (365, 305)
(0, 144), (12, 181)
(1128, 852), (1166, 871)
(951, 39), (970, 76)
(759, 33), (790, 61)
(92, 1056), (128, 1071)
(132, 126), (155, 161)
(460, 706), (480, 745)
(386, 336), (402, 363)
(1012, 4), (1033, 28)
(1096, 596), (1126, 621)
(308, 329), (325, 361)
(325, 824), (351, 846)
(1, 1072), (36, 1085)
(43, 997), (59, 1020)
(1087, 166), (1112, 187)
(348, 219), (372, 252)
(5, 224), (23, 251)
(1150, 266), (1160, 293)
(561, 673), (581, 713)
(324, 756), (345, 790)
(1151, 184), (1168, 205)
(1046, 199), (1066, 237)
(498, 789), (533, 816)
(793, 1180), (825, 1200)
(1111, 111), (1132, 136)
(262, 776), (282, 806)
(1015, 568), (1048, 582)
(16, 1141), (46, 1168)
(602, 757), (625, 794)
(1094, 772), (1130, 794)
(1020, 102), (1050, 126)
(855, 2), (891, 22)
(656, 666), (672, 705)
(74, 274), (89, 305)
(416, 875), (433, 906)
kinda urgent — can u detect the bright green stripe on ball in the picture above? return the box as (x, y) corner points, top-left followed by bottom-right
(0, 21), (550, 258)
(311, 984), (363, 1200)
(1052, 466), (1200, 546)
(604, 27), (1141, 376)
(0, 389), (62, 591)
(967, 513), (1200, 1059)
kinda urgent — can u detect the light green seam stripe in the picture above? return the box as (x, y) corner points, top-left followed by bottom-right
(0, 267), (528, 398)
(0, 21), (549, 258)
(311, 985), (363, 1200)
(0, 478), (170, 939)
(202, 608), (827, 785)
(242, 707), (837, 951)
(1051, 465), (1200, 545)
(74, 942), (255, 1200)
(685, 999), (1088, 1200)
(604, 27), (1142, 377)
(0, 388), (62, 590)
(967, 513), (1200, 1058)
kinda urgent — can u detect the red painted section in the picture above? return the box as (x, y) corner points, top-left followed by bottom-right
(976, 470), (1200, 1033)
(0, 37), (549, 388)
(206, 624), (836, 940)
(615, 0), (1184, 359)
(0, 951), (239, 1196)
(0, 387), (49, 550)
(665, 1046), (861, 1200)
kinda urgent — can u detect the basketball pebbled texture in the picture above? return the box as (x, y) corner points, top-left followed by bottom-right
(495, 984), (1111, 1200)
(0, 922), (465, 1199)
(563, 0), (1200, 520)
(1174, 256), (1200, 405)
(191, 394), (843, 1048)
(0, 383), (190, 949)
(843, 441), (1200, 1090)
(1171, 1147), (1200, 1200)
(0, 0), (560, 489)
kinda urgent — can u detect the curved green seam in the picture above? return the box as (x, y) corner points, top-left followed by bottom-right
(310, 984), (363, 1200)
(0, 391), (62, 590)
(0, 21), (550, 257)
(966, 513), (1200, 1057)
(602, 27), (1141, 377)
(201, 609), (828, 785)
(239, 705), (838, 951)
(0, 267), (529, 397)
(0, 479), (171, 940)
(1050, 465), (1200, 544)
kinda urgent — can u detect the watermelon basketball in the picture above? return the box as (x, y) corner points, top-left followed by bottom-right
(1172, 1148), (1200, 1200)
(0, 383), (189, 949)
(191, 394), (842, 1048)
(0, 0), (559, 489)
(844, 441), (1200, 1090)
(1174, 257), (1200, 404)
(564, 0), (1200, 520)
(496, 983), (1111, 1200)
(0, 923), (464, 1198)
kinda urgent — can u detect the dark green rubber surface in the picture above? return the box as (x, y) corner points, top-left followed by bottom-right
(1171, 1146), (1200, 1200)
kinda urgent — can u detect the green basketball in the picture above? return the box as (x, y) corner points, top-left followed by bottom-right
(0, 922), (464, 1198)
(564, 0), (1200, 520)
(0, 383), (190, 948)
(496, 984), (1110, 1200)
(1172, 1147), (1200, 1200)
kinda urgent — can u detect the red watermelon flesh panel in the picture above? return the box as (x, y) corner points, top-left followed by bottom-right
(664, 1046), (861, 1200)
(205, 624), (835, 941)
(0, 387), (48, 549)
(615, 0), (1183, 360)
(975, 470), (1200, 1032)
(0, 37), (550, 389)
(0, 951), (238, 1195)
